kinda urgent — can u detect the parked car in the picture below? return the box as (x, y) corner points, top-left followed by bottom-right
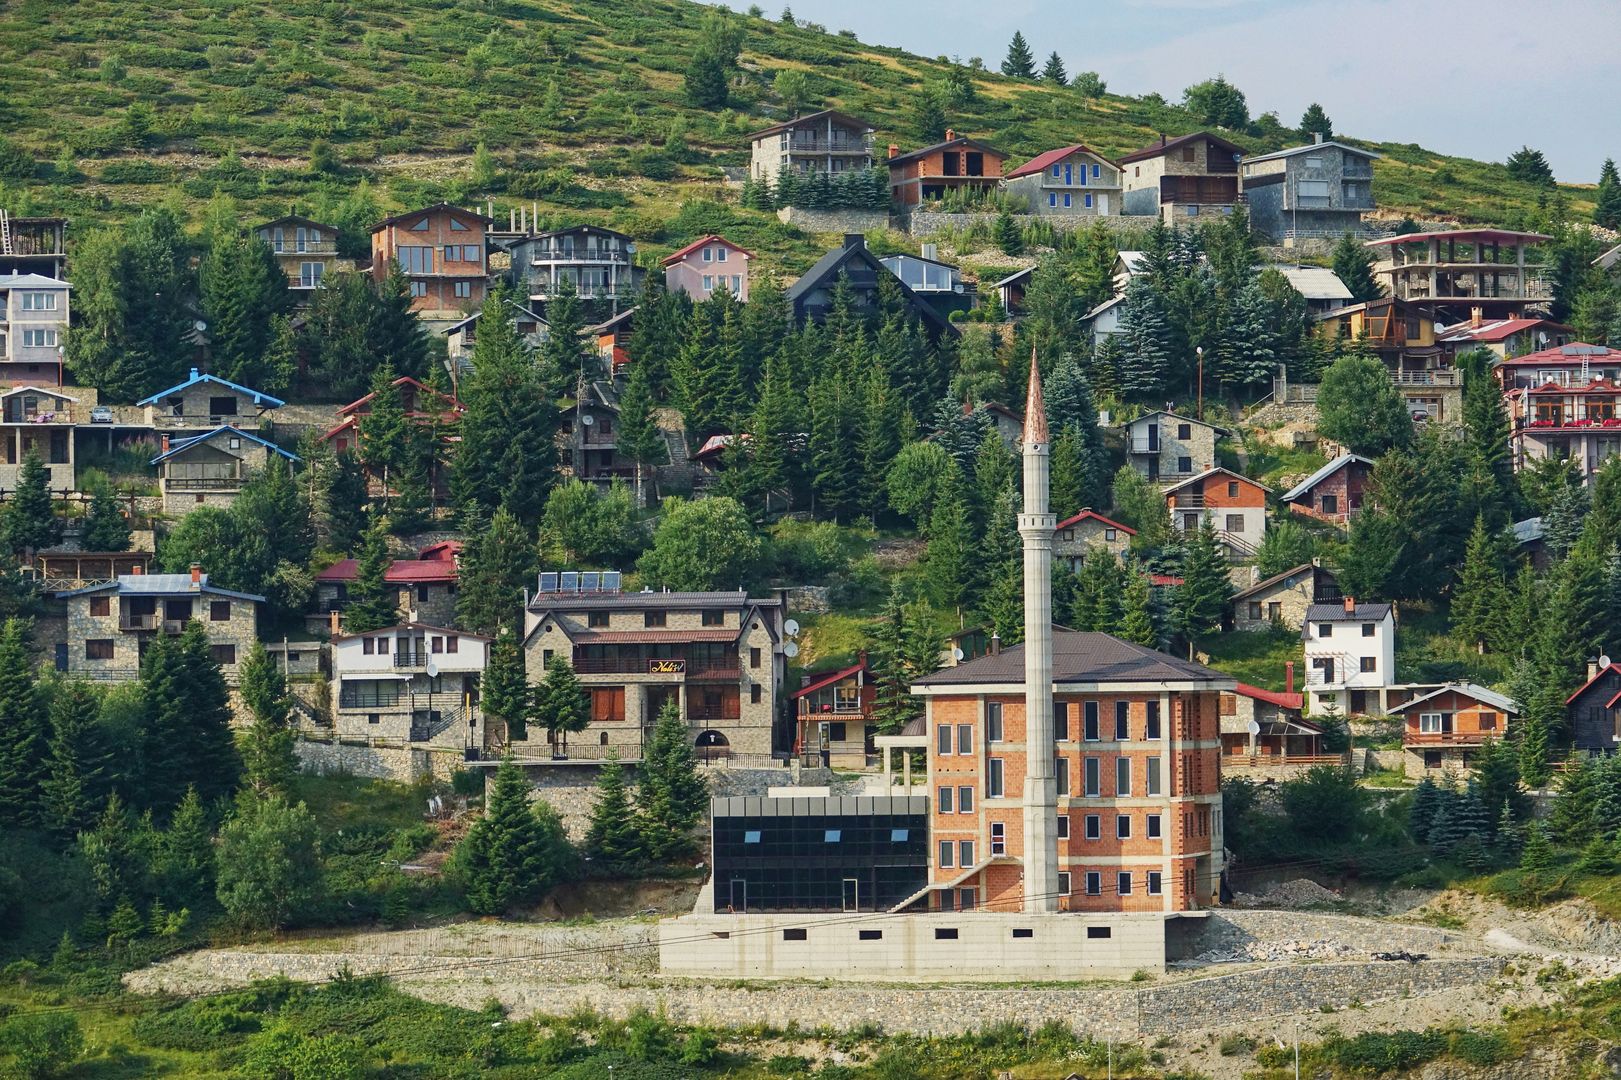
(89, 405), (113, 424)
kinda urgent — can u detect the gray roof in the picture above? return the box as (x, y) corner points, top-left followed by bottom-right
(1241, 141), (1381, 165)
(1305, 602), (1391, 622)
(0, 273), (70, 289)
(1270, 265), (1353, 301)
(1280, 454), (1374, 503)
(59, 572), (265, 603)
(526, 589), (773, 611)
(1230, 562), (1326, 602)
(913, 630), (1231, 687)
(1510, 517), (1544, 544)
(1387, 682), (1520, 716)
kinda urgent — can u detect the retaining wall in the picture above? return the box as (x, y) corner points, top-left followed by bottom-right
(294, 738), (464, 784)
(905, 211), (1155, 239)
(776, 207), (892, 234)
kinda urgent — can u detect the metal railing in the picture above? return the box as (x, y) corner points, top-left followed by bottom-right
(1392, 370), (1458, 387)
(119, 614), (158, 630)
(689, 705), (741, 721)
(687, 662), (741, 679)
(1224, 752), (1348, 766)
(529, 249), (633, 265)
(271, 242), (338, 254)
(166, 476), (243, 491)
(392, 651), (430, 668)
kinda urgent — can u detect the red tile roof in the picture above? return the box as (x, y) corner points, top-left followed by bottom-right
(1234, 682), (1305, 711)
(1567, 661), (1617, 705)
(661, 235), (755, 266)
(792, 660), (868, 699)
(316, 558), (458, 584)
(1499, 343), (1618, 365)
(570, 629), (740, 644)
(1005, 144), (1113, 180)
(1440, 318), (1570, 344)
(1055, 509), (1136, 535)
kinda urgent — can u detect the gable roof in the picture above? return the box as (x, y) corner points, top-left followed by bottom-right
(137, 368), (286, 409)
(1162, 466), (1269, 496)
(1387, 682), (1519, 716)
(1005, 144), (1115, 180)
(256, 214), (338, 232)
(887, 135), (1005, 169)
(746, 109), (873, 142)
(443, 302), (549, 336)
(1118, 131), (1245, 166)
(1055, 509), (1135, 535)
(372, 202), (493, 231)
(913, 629), (1232, 689)
(662, 235), (755, 266)
(1306, 601), (1391, 622)
(993, 267), (1034, 289)
(0, 273), (70, 289)
(58, 572), (264, 603)
(0, 385), (76, 402)
(1083, 295), (1125, 321)
(1128, 409), (1222, 434)
(316, 557), (458, 584)
(792, 659), (870, 699)
(1234, 682), (1306, 712)
(336, 376), (460, 417)
(1497, 343), (1619, 366)
(1270, 265), (1353, 302)
(1241, 141), (1381, 165)
(1231, 563), (1329, 602)
(1565, 662), (1620, 705)
(1438, 317), (1571, 345)
(150, 426), (299, 465)
(1280, 454), (1374, 503)
(785, 238), (957, 338)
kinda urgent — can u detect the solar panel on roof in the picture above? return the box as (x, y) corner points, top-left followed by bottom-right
(560, 571), (578, 592)
(538, 572), (558, 593)
(580, 572), (600, 592)
(603, 571), (622, 592)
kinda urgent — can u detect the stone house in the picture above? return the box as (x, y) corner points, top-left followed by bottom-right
(1002, 145), (1123, 216)
(0, 385), (78, 490)
(370, 202), (492, 320)
(522, 573), (787, 765)
(1053, 509), (1134, 570)
(329, 622), (490, 749)
(0, 273), (70, 385)
(747, 109), (875, 181)
(1218, 682), (1333, 770)
(1280, 454), (1374, 526)
(1390, 682), (1518, 775)
(1230, 562), (1339, 632)
(1240, 136), (1378, 244)
(887, 130), (1006, 208)
(254, 215), (350, 294)
(137, 368), (284, 432)
(151, 426), (299, 514)
(1119, 132), (1244, 223)
(52, 567), (262, 683)
(314, 542), (460, 630)
(1125, 410), (1221, 482)
(1163, 467), (1269, 560)
(792, 655), (876, 769)
(662, 235), (752, 303)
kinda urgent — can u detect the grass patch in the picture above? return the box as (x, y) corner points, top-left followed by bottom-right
(1199, 624), (1302, 692)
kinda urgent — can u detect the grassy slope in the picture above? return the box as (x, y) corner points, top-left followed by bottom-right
(0, 0), (1597, 277)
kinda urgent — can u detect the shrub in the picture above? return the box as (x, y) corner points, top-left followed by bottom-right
(99, 160), (172, 184)
(1448, 1028), (1511, 1066)
(0, 1012), (83, 1079)
(0, 138), (36, 180)
(1324, 1029), (1446, 1073)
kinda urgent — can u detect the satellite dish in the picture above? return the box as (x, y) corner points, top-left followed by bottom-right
(784, 641), (800, 658)
(1538, 332), (1549, 346)
(1601, 654), (1613, 669)
(1433, 321), (1446, 334)
(1247, 720), (1261, 736)
(784, 618), (800, 636)
(194, 319), (207, 333)
(581, 414), (594, 426)
(952, 647), (965, 661)
(426, 660), (439, 678)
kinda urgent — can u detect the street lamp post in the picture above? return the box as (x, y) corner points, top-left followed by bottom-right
(1195, 346), (1204, 420)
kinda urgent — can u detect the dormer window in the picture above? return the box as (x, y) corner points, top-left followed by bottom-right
(449, 218), (468, 231)
(409, 218), (429, 231)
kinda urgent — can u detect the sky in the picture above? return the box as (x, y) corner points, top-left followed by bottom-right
(730, 0), (1620, 183)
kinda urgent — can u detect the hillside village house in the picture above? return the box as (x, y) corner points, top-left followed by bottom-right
(887, 131), (1006, 208)
(1565, 660), (1621, 754)
(912, 631), (1231, 914)
(1240, 136), (1378, 244)
(1119, 132), (1244, 223)
(785, 234), (957, 339)
(53, 567), (262, 682)
(570, 381), (640, 489)
(314, 542), (460, 629)
(1302, 598), (1396, 716)
(879, 244), (970, 320)
(0, 273), (70, 385)
(1365, 229), (1552, 322)
(1316, 297), (1457, 421)
(1499, 344), (1621, 481)
(0, 386), (78, 490)
(522, 574), (787, 764)
(1219, 681), (1336, 770)
(662, 235), (752, 302)
(1163, 468), (1269, 560)
(322, 376), (460, 497)
(1125, 410), (1220, 482)
(792, 655), (876, 769)
(255, 215), (347, 293)
(329, 623), (490, 749)
(1390, 683), (1519, 775)
(137, 368), (284, 431)
(1230, 562), (1339, 632)
(370, 202), (492, 318)
(151, 427), (298, 513)
(510, 226), (643, 313)
(442, 304), (548, 372)
(1438, 316), (1572, 360)
(747, 109), (875, 180)
(1270, 265), (1353, 315)
(1053, 509), (1134, 569)
(1280, 454), (1374, 526)
(992, 266), (1032, 314)
(1002, 145), (1123, 216)
(0, 212), (68, 279)
(33, 551), (155, 592)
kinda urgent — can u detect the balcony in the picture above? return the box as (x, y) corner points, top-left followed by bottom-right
(165, 476), (244, 491)
(786, 138), (875, 154)
(529, 249), (633, 266)
(1391, 370), (1458, 387)
(118, 615), (187, 634)
(271, 242), (339, 255)
(1171, 493), (1207, 508)
(393, 650), (431, 669)
(687, 661), (741, 680)
(1404, 731), (1495, 746)
(2, 408), (73, 424)
(1224, 752), (1349, 767)
(688, 704), (741, 722)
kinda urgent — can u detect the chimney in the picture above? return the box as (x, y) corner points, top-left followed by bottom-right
(330, 609), (340, 636)
(1285, 661), (1295, 695)
(189, 563), (202, 589)
(888, 143), (899, 159)
(1470, 305), (1484, 329)
(944, 128), (956, 143)
(922, 242), (938, 261)
(1343, 595), (1356, 614)
(1313, 132), (1324, 144)
(130, 564), (143, 575)
(160, 433), (170, 453)
(189, 367), (200, 380)
(843, 233), (865, 251)
(1589, 657), (1603, 681)
(989, 632), (1001, 656)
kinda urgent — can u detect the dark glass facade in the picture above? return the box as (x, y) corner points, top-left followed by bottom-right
(711, 795), (929, 913)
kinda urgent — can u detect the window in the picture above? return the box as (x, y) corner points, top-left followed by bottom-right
(362, 637), (375, 655)
(986, 702), (1003, 742)
(937, 724), (953, 755)
(1424, 750), (1443, 769)
(1085, 872), (1101, 896)
(1177, 423), (1192, 439)
(823, 830), (841, 843)
(588, 611), (610, 628)
(703, 275), (714, 291)
(1049, 193), (1057, 208)
(1092, 163), (1100, 178)
(1177, 456), (1193, 474)
(744, 830), (762, 844)
(409, 282), (427, 298)
(1480, 711), (1498, 730)
(1116, 757), (1131, 796)
(90, 597), (110, 617)
(210, 644), (237, 666)
(750, 647), (761, 667)
(987, 757), (1004, 798)
(1362, 623), (1376, 637)
(1117, 872), (1133, 896)
(1147, 814), (1162, 839)
(1226, 481), (1239, 499)
(934, 927), (958, 939)
(702, 609), (725, 626)
(938, 840), (955, 868)
(1146, 758), (1163, 796)
(1225, 513), (1245, 533)
(1148, 871), (1163, 895)
(702, 247), (713, 263)
(1083, 757), (1100, 797)
(210, 601), (230, 622)
(367, 713), (380, 725)
(1269, 601), (1282, 621)
(859, 929), (882, 941)
(1105, 528), (1117, 541)
(20, 292), (57, 311)
(430, 636), (444, 654)
(643, 610), (666, 627)
(1146, 701), (1160, 739)
(957, 786), (974, 814)
(956, 724), (973, 755)
(1012, 927), (1033, 939)
(732, 275), (742, 292)
(85, 639), (114, 660)
(1115, 701), (1130, 740)
(449, 217), (468, 231)
(397, 246), (434, 274)
(1055, 702), (1069, 740)
(1116, 814), (1131, 839)
(1248, 601), (1263, 620)
(990, 822), (1005, 855)
(1055, 756), (1070, 795)
(21, 329), (57, 348)
(1084, 813), (1100, 840)
(1296, 179), (1330, 200)
(1051, 164), (1062, 178)
(1057, 871), (1072, 896)
(750, 684), (762, 704)
(1084, 193), (1093, 208)
(782, 928), (807, 941)
(1419, 712), (1445, 734)
(1063, 194), (1072, 208)
(1318, 623), (1334, 638)
(958, 840), (975, 866)
(1056, 814), (1069, 838)
(1320, 494), (1338, 514)
(1083, 701), (1099, 741)
(1360, 656), (1377, 673)
(1303, 155), (1324, 169)
(453, 281), (471, 298)
(937, 786), (954, 814)
(590, 688), (625, 722)
(300, 262), (325, 288)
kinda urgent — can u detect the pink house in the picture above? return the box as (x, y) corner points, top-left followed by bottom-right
(662, 235), (752, 302)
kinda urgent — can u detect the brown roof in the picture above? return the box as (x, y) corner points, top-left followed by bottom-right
(569, 629), (742, 644)
(913, 630), (1230, 687)
(371, 202), (493, 231)
(1118, 131), (1245, 166)
(887, 135), (1005, 169)
(746, 109), (874, 142)
(1230, 563), (1330, 602)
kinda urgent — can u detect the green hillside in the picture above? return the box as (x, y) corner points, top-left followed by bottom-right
(0, 0), (1597, 274)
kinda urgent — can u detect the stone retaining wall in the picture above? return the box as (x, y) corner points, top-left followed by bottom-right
(905, 212), (1155, 239)
(294, 738), (463, 784)
(776, 207), (892, 234)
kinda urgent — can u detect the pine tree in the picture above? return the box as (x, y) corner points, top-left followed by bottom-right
(1297, 103), (1332, 141)
(1049, 428), (1085, 521)
(1118, 277), (1175, 398)
(238, 643), (297, 796)
(82, 480), (132, 553)
(1041, 52), (1067, 85)
(536, 656), (589, 756)
(638, 700), (707, 860)
(1505, 146), (1555, 187)
(482, 629), (531, 745)
(310, 447), (368, 555)
(585, 752), (646, 872)
(1518, 713), (1552, 789)
(1001, 31), (1035, 78)
(1595, 158), (1621, 229)
(1330, 232), (1383, 303)
(0, 617), (46, 829)
(79, 793), (143, 907)
(1452, 515), (1506, 651)
(342, 520), (397, 634)
(808, 369), (859, 521)
(1519, 822), (1556, 876)
(141, 622), (240, 811)
(1409, 776), (1442, 841)
(616, 362), (665, 507)
(199, 230), (290, 388)
(1121, 571), (1159, 648)
(215, 792), (322, 930)
(154, 786), (215, 907)
(455, 756), (570, 914)
(992, 213), (1023, 256)
(2, 449), (63, 556)
(1071, 548), (1126, 633)
(1175, 519), (1233, 642)
(454, 507), (535, 637)
(43, 681), (113, 841)
(926, 466), (974, 613)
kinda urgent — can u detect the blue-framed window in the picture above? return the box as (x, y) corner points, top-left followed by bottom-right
(1085, 194), (1094, 208)
(1063, 194), (1071, 208)
(1092, 163), (1101, 178)
(1049, 193), (1057, 207)
(1051, 164), (1062, 178)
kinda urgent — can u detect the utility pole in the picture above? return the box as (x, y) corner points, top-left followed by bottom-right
(1195, 346), (1205, 420)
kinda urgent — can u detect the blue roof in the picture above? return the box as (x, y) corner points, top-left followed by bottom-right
(136, 368), (286, 409)
(58, 573), (265, 603)
(150, 426), (300, 465)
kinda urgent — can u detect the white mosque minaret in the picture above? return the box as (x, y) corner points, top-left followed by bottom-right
(1018, 349), (1060, 913)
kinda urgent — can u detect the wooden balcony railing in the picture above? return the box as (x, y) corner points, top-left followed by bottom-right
(1223, 752), (1348, 767)
(1404, 732), (1497, 746)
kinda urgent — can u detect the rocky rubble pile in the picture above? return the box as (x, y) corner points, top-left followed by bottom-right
(1228, 878), (1344, 909)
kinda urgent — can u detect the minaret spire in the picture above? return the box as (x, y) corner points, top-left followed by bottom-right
(1018, 348), (1059, 914)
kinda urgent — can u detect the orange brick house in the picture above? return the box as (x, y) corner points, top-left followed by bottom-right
(370, 202), (493, 318)
(912, 631), (1231, 914)
(1390, 682), (1519, 775)
(887, 130), (1007, 207)
(1163, 467), (1270, 560)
